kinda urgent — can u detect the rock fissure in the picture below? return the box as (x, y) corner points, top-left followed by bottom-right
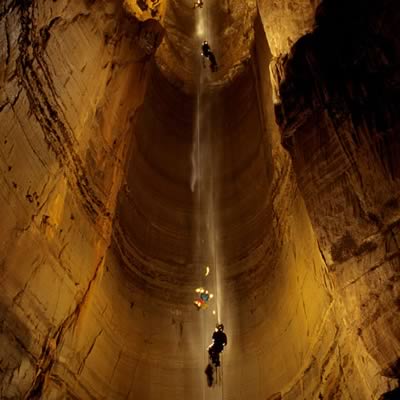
(16, 1), (112, 222)
(23, 255), (104, 399)
(77, 329), (103, 376)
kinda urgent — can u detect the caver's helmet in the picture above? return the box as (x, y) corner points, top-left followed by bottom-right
(216, 323), (224, 331)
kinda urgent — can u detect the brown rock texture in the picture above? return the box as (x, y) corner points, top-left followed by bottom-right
(273, 0), (400, 397)
(0, 0), (399, 399)
(0, 0), (162, 398)
(258, 0), (321, 57)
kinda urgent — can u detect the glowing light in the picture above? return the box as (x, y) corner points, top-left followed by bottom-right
(196, 8), (205, 38)
(193, 300), (202, 310)
(212, 310), (216, 315)
(205, 266), (210, 276)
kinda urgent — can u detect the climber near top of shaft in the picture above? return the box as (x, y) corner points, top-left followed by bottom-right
(201, 41), (218, 72)
(193, 0), (204, 9)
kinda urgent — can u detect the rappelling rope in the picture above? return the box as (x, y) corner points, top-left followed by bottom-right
(221, 354), (224, 398)
(205, 3), (225, 399)
(195, 7), (209, 399)
(196, 60), (207, 400)
(206, 0), (210, 40)
(194, 1), (225, 397)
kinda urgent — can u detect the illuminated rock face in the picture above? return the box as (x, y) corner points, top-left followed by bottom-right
(0, 0), (160, 398)
(0, 0), (399, 399)
(272, 1), (400, 398)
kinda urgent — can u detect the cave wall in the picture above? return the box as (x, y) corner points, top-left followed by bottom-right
(0, 0), (160, 397)
(221, 16), (374, 399)
(264, 0), (400, 396)
(100, 65), (205, 398)
(258, 0), (320, 57)
(1, 0), (399, 398)
(102, 37), (347, 398)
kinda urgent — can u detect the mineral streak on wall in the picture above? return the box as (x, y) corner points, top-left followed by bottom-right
(0, 0), (399, 399)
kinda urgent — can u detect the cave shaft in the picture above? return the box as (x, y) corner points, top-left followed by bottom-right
(0, 0), (399, 399)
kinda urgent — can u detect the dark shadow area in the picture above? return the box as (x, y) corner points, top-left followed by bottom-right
(379, 386), (400, 400)
(380, 359), (400, 399)
(277, 0), (400, 178)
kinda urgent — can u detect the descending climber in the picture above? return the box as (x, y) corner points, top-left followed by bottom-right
(193, 0), (204, 8)
(208, 323), (227, 367)
(201, 41), (218, 72)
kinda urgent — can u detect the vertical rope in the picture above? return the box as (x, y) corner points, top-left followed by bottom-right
(213, 186), (220, 325)
(194, 1), (225, 397)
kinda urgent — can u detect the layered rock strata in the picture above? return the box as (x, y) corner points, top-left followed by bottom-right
(0, 0), (163, 397)
(0, 0), (398, 398)
(271, 0), (400, 397)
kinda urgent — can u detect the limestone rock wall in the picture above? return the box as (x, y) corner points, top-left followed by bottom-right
(231, 17), (379, 399)
(102, 14), (373, 398)
(0, 0), (158, 397)
(98, 35), (343, 398)
(1, 0), (399, 398)
(258, 0), (321, 57)
(155, 0), (257, 92)
(124, 0), (166, 21)
(269, 0), (400, 396)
